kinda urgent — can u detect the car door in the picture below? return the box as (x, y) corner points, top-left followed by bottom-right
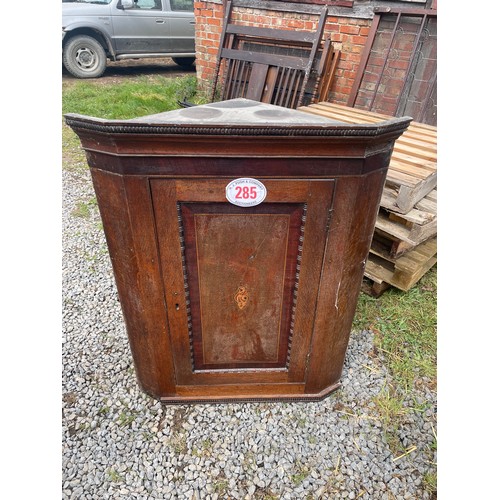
(111, 0), (172, 54)
(166, 0), (195, 53)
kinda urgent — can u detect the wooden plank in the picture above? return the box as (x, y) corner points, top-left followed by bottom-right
(225, 23), (319, 44)
(387, 173), (437, 214)
(305, 102), (390, 121)
(246, 62), (269, 101)
(403, 189), (436, 224)
(299, 107), (363, 124)
(326, 102), (436, 132)
(385, 170), (421, 188)
(415, 189), (437, 211)
(371, 231), (415, 260)
(300, 103), (381, 124)
(392, 200), (435, 227)
(391, 152), (436, 172)
(317, 41), (340, 102)
(220, 48), (309, 70)
(375, 208), (437, 246)
(364, 238), (437, 292)
(300, 106), (437, 153)
(299, 103), (438, 145)
(364, 256), (396, 285)
(403, 128), (437, 144)
(393, 256), (437, 291)
(261, 66), (279, 103)
(393, 143), (437, 162)
(371, 224), (437, 261)
(300, 102), (437, 138)
(394, 238), (437, 274)
(361, 278), (391, 298)
(389, 159), (435, 180)
(396, 135), (437, 152)
(300, 105), (437, 151)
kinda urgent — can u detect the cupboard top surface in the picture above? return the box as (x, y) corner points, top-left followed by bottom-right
(65, 98), (411, 139)
(129, 99), (340, 126)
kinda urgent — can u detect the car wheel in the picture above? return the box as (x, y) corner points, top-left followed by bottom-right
(172, 57), (195, 69)
(63, 35), (107, 79)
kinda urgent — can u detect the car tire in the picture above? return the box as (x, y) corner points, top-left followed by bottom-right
(172, 57), (195, 69)
(63, 35), (107, 79)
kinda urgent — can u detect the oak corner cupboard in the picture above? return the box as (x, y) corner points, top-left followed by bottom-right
(65, 98), (410, 403)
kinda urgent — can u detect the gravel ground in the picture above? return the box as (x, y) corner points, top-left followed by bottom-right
(62, 166), (437, 499)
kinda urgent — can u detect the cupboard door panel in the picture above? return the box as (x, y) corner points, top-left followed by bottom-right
(181, 202), (303, 371)
(150, 178), (335, 388)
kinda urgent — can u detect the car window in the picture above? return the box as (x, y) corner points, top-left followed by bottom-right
(132, 0), (162, 9)
(170, 0), (193, 12)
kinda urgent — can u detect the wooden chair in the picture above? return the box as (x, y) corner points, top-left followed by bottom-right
(210, 2), (329, 108)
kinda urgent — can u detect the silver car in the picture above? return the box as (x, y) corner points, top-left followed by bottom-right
(62, 0), (196, 79)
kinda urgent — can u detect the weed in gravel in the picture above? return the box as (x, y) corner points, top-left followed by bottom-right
(98, 404), (110, 416)
(192, 438), (213, 458)
(169, 433), (188, 454)
(291, 463), (310, 485)
(424, 471), (437, 493)
(353, 269), (437, 471)
(325, 459), (345, 496)
(107, 468), (123, 482)
(213, 478), (229, 495)
(372, 383), (409, 455)
(71, 197), (97, 219)
(71, 201), (91, 219)
(117, 410), (136, 428)
(373, 384), (408, 425)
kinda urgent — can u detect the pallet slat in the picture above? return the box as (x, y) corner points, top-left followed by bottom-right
(373, 188), (437, 265)
(364, 238), (437, 292)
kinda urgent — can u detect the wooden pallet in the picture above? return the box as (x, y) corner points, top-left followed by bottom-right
(299, 101), (438, 295)
(375, 188), (437, 252)
(364, 237), (437, 293)
(298, 102), (437, 214)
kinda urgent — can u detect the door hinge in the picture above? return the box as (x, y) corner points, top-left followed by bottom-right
(325, 207), (334, 233)
(305, 351), (312, 371)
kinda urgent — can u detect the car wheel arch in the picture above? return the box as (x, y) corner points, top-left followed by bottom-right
(63, 27), (115, 60)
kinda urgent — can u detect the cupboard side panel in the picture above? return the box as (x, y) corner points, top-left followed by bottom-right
(305, 169), (388, 393)
(90, 169), (177, 398)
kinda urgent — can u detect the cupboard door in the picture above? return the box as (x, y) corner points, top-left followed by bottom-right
(151, 178), (335, 390)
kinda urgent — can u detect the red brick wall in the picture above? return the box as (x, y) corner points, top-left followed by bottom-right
(325, 15), (371, 103)
(193, 1), (372, 104)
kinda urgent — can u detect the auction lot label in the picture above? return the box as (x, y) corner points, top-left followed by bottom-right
(225, 178), (267, 207)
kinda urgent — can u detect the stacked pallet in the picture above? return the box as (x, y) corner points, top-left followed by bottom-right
(298, 102), (437, 296)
